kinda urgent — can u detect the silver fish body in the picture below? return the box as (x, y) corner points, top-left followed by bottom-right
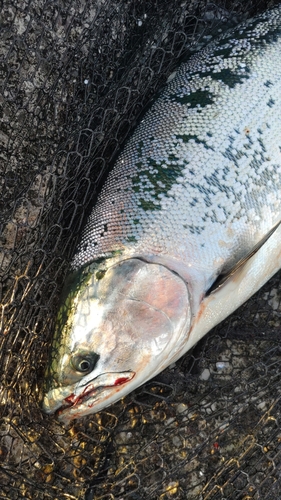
(43, 5), (281, 422)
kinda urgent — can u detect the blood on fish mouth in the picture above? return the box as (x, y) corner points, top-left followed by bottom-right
(56, 373), (135, 416)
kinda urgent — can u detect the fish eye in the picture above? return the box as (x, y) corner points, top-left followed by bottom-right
(71, 352), (100, 373)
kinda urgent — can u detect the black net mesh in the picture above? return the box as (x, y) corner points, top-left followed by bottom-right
(1, 0), (281, 498)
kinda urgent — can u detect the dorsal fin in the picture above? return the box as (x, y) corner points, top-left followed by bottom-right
(207, 220), (281, 296)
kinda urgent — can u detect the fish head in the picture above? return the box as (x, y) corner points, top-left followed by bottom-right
(43, 257), (191, 423)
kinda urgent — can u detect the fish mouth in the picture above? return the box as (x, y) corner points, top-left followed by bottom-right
(55, 371), (135, 418)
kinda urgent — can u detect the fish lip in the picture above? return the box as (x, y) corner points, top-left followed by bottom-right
(55, 371), (135, 417)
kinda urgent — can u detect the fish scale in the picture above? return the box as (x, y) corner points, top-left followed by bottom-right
(72, 5), (281, 291)
(44, 5), (281, 421)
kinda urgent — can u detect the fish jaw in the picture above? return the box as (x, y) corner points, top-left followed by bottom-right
(43, 371), (135, 422)
(43, 258), (191, 421)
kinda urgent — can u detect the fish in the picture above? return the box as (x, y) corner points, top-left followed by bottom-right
(43, 5), (281, 423)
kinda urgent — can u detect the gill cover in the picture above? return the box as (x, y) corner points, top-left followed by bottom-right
(43, 258), (191, 419)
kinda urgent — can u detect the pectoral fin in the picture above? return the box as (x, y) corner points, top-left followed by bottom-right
(207, 220), (281, 295)
(170, 218), (281, 366)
